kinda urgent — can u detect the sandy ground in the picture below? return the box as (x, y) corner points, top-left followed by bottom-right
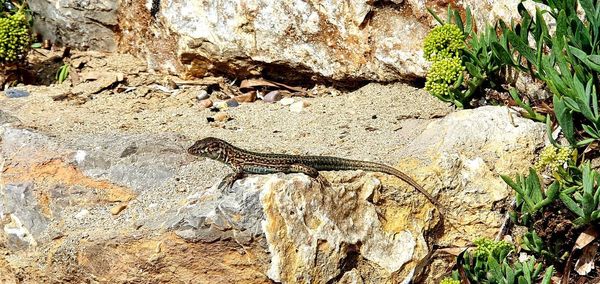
(1, 52), (452, 162)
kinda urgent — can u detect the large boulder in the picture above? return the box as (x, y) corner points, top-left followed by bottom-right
(0, 103), (544, 283)
(28, 0), (541, 84)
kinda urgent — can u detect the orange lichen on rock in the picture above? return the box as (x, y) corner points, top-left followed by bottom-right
(2, 159), (136, 204)
(75, 233), (270, 283)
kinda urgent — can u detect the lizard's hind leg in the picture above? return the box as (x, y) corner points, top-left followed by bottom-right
(288, 164), (331, 188)
(316, 175), (331, 188)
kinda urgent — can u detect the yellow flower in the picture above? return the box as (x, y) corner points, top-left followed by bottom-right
(425, 56), (464, 100)
(440, 278), (460, 284)
(535, 145), (574, 173)
(0, 11), (31, 63)
(423, 24), (465, 61)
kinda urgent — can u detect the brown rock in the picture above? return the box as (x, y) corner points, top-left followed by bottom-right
(110, 203), (128, 215)
(234, 91), (256, 103)
(72, 71), (121, 95)
(214, 112), (230, 122)
(289, 100), (308, 112)
(75, 234), (271, 283)
(199, 99), (213, 108)
(263, 90), (283, 103)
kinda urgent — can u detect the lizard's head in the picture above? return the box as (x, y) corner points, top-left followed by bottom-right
(187, 137), (229, 161)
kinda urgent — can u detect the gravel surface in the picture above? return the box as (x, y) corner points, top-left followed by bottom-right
(1, 81), (451, 163)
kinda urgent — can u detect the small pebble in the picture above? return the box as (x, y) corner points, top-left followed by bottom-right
(290, 100), (308, 113)
(234, 92), (256, 103)
(75, 209), (90, 219)
(196, 90), (209, 100)
(226, 99), (239, 107)
(111, 203), (128, 215)
(263, 91), (283, 103)
(214, 101), (229, 110)
(165, 78), (178, 89)
(74, 150), (87, 164)
(280, 97), (295, 106)
(199, 99), (213, 108)
(213, 91), (229, 100)
(4, 88), (30, 98)
(214, 112), (230, 122)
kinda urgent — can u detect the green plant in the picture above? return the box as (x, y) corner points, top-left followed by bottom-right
(559, 162), (600, 226)
(503, 0), (600, 147)
(473, 238), (514, 260)
(486, 256), (553, 284)
(456, 238), (554, 283)
(501, 168), (559, 225)
(459, 238), (514, 282)
(520, 230), (557, 261)
(0, 10), (30, 63)
(509, 88), (545, 122)
(424, 7), (520, 108)
(56, 63), (69, 83)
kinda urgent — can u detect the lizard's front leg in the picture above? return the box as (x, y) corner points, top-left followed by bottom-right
(218, 167), (245, 191)
(289, 164), (331, 188)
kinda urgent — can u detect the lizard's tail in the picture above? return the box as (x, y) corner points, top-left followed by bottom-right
(342, 161), (445, 212)
(363, 163), (468, 233)
(313, 157), (464, 233)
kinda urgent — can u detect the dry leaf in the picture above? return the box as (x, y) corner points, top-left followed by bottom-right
(220, 82), (243, 98)
(575, 243), (599, 275)
(562, 254), (573, 284)
(575, 226), (599, 250)
(563, 226), (600, 283)
(240, 78), (306, 93)
(239, 78), (278, 89)
(271, 81), (306, 93)
(173, 77), (225, 86)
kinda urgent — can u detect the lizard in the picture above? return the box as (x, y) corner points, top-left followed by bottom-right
(187, 137), (448, 217)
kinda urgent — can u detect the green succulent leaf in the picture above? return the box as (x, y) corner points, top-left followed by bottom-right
(569, 46), (600, 72)
(426, 7), (445, 25)
(561, 191), (584, 217)
(509, 32), (536, 63)
(464, 8), (473, 36)
(541, 266), (554, 284)
(464, 62), (484, 79)
(491, 41), (514, 65)
(553, 95), (576, 145)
